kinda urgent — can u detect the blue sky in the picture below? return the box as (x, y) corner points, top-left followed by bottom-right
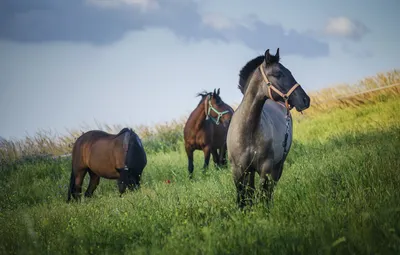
(0, 0), (399, 139)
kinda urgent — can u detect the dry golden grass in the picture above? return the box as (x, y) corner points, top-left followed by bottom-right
(293, 69), (400, 117)
(1, 69), (399, 163)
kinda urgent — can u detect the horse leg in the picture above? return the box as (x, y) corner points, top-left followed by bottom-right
(73, 167), (88, 201)
(259, 160), (276, 208)
(260, 176), (276, 208)
(202, 145), (211, 173)
(232, 165), (245, 208)
(243, 170), (255, 208)
(84, 169), (100, 198)
(233, 165), (255, 209)
(211, 149), (220, 168)
(219, 144), (228, 168)
(185, 146), (194, 179)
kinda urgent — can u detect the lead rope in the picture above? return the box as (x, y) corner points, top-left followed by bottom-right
(282, 107), (290, 156)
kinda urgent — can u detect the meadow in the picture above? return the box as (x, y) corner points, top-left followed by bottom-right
(0, 70), (400, 255)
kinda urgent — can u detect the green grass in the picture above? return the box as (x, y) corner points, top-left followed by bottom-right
(1, 97), (400, 255)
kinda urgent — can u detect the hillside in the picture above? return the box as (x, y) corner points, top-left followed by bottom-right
(0, 70), (400, 254)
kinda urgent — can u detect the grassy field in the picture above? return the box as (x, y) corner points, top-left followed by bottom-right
(1, 88), (400, 254)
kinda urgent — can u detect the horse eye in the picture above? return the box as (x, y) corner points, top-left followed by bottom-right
(272, 72), (281, 78)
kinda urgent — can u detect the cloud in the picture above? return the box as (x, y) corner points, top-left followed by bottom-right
(86, 0), (160, 12)
(0, 0), (329, 57)
(201, 13), (235, 30)
(323, 16), (370, 41)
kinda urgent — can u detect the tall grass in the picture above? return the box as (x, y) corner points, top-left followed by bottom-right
(295, 69), (400, 116)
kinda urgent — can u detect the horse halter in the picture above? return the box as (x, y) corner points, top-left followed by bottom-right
(259, 65), (300, 111)
(204, 95), (231, 125)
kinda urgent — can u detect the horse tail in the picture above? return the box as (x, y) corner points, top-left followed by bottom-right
(67, 162), (75, 203)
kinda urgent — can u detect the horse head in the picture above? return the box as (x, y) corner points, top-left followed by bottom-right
(258, 48), (310, 112)
(202, 88), (233, 128)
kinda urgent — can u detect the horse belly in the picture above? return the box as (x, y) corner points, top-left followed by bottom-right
(213, 126), (228, 148)
(195, 131), (211, 149)
(87, 141), (120, 179)
(260, 115), (293, 164)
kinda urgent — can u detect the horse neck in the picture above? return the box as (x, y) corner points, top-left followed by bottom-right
(240, 72), (267, 130)
(189, 99), (208, 132)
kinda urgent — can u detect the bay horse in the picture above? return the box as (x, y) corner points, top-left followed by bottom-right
(67, 127), (147, 202)
(227, 48), (311, 208)
(183, 88), (234, 179)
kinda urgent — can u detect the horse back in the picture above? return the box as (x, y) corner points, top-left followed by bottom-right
(72, 130), (124, 176)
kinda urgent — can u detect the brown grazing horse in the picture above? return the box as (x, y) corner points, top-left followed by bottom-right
(67, 128), (147, 202)
(227, 48), (311, 209)
(183, 88), (234, 178)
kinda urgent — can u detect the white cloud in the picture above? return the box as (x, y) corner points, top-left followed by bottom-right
(201, 13), (236, 30)
(86, 0), (159, 12)
(324, 16), (370, 41)
(201, 13), (259, 31)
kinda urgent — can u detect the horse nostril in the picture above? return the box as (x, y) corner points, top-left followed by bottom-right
(303, 97), (308, 105)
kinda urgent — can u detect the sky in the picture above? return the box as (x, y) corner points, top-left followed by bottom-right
(0, 0), (399, 140)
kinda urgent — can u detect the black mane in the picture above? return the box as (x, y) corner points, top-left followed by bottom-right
(238, 53), (280, 95)
(116, 127), (131, 136)
(238, 56), (264, 95)
(196, 90), (222, 106)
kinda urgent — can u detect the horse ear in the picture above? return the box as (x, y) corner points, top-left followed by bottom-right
(213, 89), (216, 95)
(275, 48), (280, 59)
(217, 88), (220, 95)
(264, 49), (272, 64)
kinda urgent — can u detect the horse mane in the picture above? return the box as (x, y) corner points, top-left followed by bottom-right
(116, 127), (131, 136)
(238, 56), (264, 95)
(238, 53), (280, 95)
(196, 90), (222, 106)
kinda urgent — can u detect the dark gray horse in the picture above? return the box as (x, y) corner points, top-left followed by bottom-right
(227, 48), (311, 208)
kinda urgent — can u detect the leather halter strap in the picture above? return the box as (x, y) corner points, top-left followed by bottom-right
(259, 65), (300, 110)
